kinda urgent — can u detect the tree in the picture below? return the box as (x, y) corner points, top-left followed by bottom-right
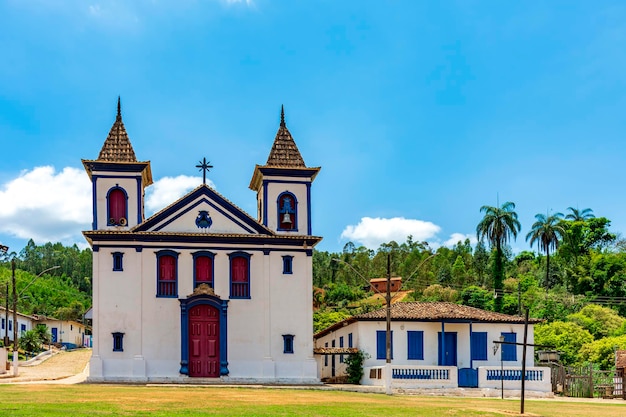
(567, 304), (626, 340)
(476, 202), (521, 312)
(19, 329), (42, 354)
(526, 212), (565, 287)
(565, 207), (595, 221)
(579, 335), (626, 370)
(534, 321), (594, 365)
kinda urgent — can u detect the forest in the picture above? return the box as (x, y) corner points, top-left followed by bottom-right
(313, 205), (626, 370)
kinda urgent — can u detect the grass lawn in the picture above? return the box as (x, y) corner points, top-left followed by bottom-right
(0, 385), (624, 417)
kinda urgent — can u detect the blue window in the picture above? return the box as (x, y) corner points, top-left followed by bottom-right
(407, 331), (424, 360)
(112, 252), (124, 271)
(20, 324), (26, 335)
(8, 320), (12, 332)
(471, 332), (488, 361)
(1, 318), (4, 330)
(156, 250), (179, 297)
(376, 330), (393, 360)
(348, 333), (353, 348)
(277, 192), (298, 231)
(229, 252), (251, 299)
(283, 334), (294, 354)
(112, 332), (124, 352)
(501, 332), (517, 361)
(339, 336), (344, 363)
(282, 255), (293, 274)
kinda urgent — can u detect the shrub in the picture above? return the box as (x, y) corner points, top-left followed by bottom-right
(344, 350), (368, 384)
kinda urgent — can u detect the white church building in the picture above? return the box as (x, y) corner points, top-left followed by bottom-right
(83, 101), (322, 383)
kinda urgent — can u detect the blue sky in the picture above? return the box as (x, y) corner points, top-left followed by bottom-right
(1, 0), (626, 255)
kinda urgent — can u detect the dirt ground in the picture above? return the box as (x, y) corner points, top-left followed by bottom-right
(0, 348), (91, 383)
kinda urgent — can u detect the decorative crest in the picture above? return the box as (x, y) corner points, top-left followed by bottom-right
(195, 157), (213, 185)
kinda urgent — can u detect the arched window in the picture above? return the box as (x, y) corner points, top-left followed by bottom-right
(107, 186), (128, 226)
(193, 251), (215, 288)
(229, 252), (251, 299)
(277, 192), (297, 231)
(156, 250), (178, 297)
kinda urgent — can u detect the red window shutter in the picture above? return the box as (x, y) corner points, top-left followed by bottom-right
(195, 256), (212, 283)
(109, 189), (126, 223)
(231, 257), (248, 283)
(160, 255), (175, 281)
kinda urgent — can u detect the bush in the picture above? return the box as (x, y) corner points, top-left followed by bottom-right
(344, 350), (368, 384)
(534, 321), (593, 365)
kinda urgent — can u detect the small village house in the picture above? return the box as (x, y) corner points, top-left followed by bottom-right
(314, 302), (552, 393)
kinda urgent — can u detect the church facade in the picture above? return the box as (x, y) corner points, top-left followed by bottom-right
(83, 101), (321, 383)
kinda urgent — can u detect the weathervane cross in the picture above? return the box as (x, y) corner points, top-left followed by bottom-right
(196, 157), (213, 185)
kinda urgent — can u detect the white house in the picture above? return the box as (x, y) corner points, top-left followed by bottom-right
(0, 307), (35, 345)
(34, 317), (87, 348)
(83, 101), (322, 383)
(314, 302), (552, 392)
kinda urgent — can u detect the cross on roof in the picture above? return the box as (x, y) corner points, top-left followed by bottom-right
(196, 157), (213, 185)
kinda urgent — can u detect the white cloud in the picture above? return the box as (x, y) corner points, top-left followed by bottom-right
(0, 166), (208, 246)
(0, 166), (91, 244)
(443, 233), (477, 248)
(341, 217), (441, 249)
(145, 175), (210, 214)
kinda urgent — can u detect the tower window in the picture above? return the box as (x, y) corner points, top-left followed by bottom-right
(282, 255), (293, 274)
(112, 252), (124, 271)
(277, 192), (298, 231)
(283, 334), (294, 354)
(107, 186), (128, 226)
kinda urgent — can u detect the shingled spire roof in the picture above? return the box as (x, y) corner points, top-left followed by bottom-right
(264, 105), (306, 168)
(97, 97), (138, 162)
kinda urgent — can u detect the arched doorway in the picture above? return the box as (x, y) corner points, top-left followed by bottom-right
(189, 304), (220, 377)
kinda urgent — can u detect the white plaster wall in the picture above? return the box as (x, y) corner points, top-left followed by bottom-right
(93, 172), (142, 229)
(314, 322), (358, 379)
(39, 320), (86, 346)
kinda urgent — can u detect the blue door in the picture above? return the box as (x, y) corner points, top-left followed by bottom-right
(438, 332), (457, 366)
(51, 328), (58, 343)
(458, 368), (479, 387)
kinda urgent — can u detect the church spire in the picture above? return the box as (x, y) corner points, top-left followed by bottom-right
(96, 97), (138, 162)
(264, 105), (306, 168)
(280, 104), (285, 128)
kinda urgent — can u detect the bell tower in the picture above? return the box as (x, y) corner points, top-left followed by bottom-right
(82, 98), (153, 230)
(249, 106), (320, 235)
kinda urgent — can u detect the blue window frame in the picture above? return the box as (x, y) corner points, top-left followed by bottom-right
(192, 251), (215, 288)
(348, 333), (353, 348)
(112, 252), (124, 271)
(229, 252), (251, 299)
(471, 332), (488, 361)
(112, 332), (124, 352)
(106, 186), (129, 226)
(8, 320), (12, 332)
(283, 334), (294, 354)
(156, 250), (179, 298)
(20, 324), (26, 335)
(407, 331), (424, 360)
(282, 255), (293, 274)
(277, 191), (298, 231)
(1, 318), (4, 330)
(339, 336), (344, 363)
(376, 330), (393, 360)
(501, 332), (517, 361)
(324, 342), (328, 366)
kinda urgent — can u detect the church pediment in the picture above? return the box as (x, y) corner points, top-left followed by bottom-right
(134, 185), (273, 235)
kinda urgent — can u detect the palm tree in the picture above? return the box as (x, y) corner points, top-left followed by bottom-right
(526, 212), (565, 287)
(565, 207), (594, 221)
(476, 202), (521, 312)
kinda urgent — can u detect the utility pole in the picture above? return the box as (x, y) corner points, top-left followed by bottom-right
(520, 309), (529, 415)
(11, 259), (17, 376)
(4, 283), (8, 346)
(385, 253), (392, 395)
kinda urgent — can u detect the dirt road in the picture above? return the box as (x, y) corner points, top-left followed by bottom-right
(0, 349), (91, 383)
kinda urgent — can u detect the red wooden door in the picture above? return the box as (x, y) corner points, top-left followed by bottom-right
(189, 304), (220, 377)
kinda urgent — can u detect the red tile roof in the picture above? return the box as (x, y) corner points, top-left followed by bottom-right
(97, 99), (138, 162)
